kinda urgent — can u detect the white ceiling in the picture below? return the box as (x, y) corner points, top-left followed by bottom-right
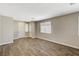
(0, 3), (79, 22)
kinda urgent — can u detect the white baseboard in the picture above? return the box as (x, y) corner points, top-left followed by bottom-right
(47, 39), (79, 49)
(14, 36), (27, 40)
(37, 37), (79, 49)
(0, 41), (13, 46)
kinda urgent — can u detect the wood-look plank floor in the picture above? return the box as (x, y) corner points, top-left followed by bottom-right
(0, 37), (79, 56)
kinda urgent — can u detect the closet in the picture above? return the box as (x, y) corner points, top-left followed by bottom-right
(0, 16), (14, 45)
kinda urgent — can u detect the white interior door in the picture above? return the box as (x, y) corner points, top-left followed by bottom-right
(17, 22), (25, 38)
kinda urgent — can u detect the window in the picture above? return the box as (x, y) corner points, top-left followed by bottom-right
(25, 23), (29, 32)
(40, 22), (51, 33)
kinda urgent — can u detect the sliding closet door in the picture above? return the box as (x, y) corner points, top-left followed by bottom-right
(0, 17), (2, 44)
(78, 16), (79, 36)
(2, 17), (14, 44)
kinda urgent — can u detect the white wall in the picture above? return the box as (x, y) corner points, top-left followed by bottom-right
(36, 12), (79, 49)
(0, 16), (14, 45)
